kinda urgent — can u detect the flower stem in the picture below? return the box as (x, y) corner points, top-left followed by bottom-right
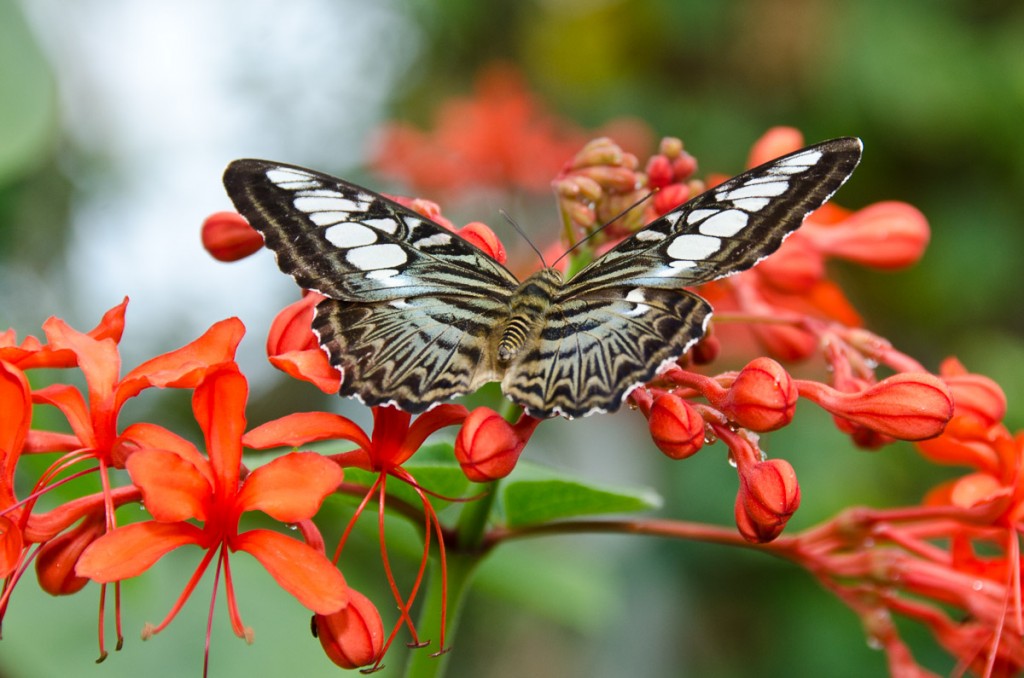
(401, 554), (479, 678)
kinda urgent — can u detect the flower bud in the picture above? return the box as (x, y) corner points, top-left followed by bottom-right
(658, 136), (683, 159)
(800, 373), (953, 441)
(803, 202), (930, 270)
(734, 459), (801, 543)
(722, 358), (797, 432)
(266, 294), (341, 393)
(645, 155), (674, 189)
(754, 236), (825, 293)
(648, 393), (705, 459)
(201, 211), (263, 262)
(36, 516), (105, 595)
(314, 588), (384, 670)
(671, 152), (697, 182)
(939, 358), (1006, 428)
(458, 222), (507, 264)
(454, 408), (540, 482)
(747, 127), (803, 167)
(570, 137), (625, 169)
(653, 183), (690, 215)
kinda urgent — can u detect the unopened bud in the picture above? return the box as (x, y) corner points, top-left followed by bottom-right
(648, 393), (705, 459)
(734, 459), (801, 543)
(722, 358), (798, 432)
(201, 212), (263, 262)
(454, 408), (541, 482)
(314, 588), (384, 670)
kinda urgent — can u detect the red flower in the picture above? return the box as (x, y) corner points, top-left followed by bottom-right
(265, 293), (342, 394)
(371, 63), (593, 195)
(734, 458), (801, 543)
(244, 404), (468, 668)
(77, 364), (346, 674)
(0, 361), (31, 578)
(314, 587), (385, 670)
(645, 393), (706, 460)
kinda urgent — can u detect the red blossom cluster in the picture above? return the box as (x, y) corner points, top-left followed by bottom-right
(5, 72), (1015, 676)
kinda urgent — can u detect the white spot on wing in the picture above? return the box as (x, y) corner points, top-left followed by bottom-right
(719, 180), (789, 201)
(346, 243), (408, 270)
(698, 209), (749, 237)
(656, 260), (698, 277)
(633, 229), (664, 242)
(362, 217), (399, 234)
(310, 212), (350, 226)
(623, 288), (649, 317)
(294, 196), (369, 214)
(686, 208), (719, 225)
(666, 233), (720, 261)
(413, 233), (452, 249)
(324, 223), (377, 248)
(266, 168), (318, 188)
(779, 149), (822, 167)
(730, 198), (770, 212)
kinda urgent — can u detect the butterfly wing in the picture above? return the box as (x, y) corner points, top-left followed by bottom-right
(223, 160), (519, 409)
(563, 137), (863, 292)
(501, 285), (712, 418)
(223, 159), (520, 301)
(503, 138), (862, 418)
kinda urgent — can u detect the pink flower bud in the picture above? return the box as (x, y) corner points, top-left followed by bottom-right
(658, 136), (683, 158)
(458, 222), (507, 264)
(314, 588), (384, 670)
(722, 358), (797, 432)
(36, 516), (105, 595)
(800, 373), (953, 441)
(734, 459), (801, 543)
(645, 154), (674, 189)
(803, 202), (930, 270)
(653, 183), (690, 215)
(454, 408), (541, 482)
(647, 393), (705, 459)
(201, 211), (263, 262)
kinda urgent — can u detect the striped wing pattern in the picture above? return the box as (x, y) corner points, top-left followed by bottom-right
(502, 286), (712, 418)
(224, 137), (862, 418)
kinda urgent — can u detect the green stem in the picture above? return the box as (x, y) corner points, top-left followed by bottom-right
(401, 554), (480, 678)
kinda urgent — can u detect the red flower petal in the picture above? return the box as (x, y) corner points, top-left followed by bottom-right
(42, 317), (120, 405)
(126, 449), (212, 522)
(236, 452), (343, 522)
(243, 411), (370, 450)
(193, 364), (248, 491)
(118, 317), (245, 403)
(747, 127), (804, 167)
(0, 361), (31, 484)
(232, 529), (347, 614)
(0, 515), (23, 578)
(116, 422), (210, 482)
(269, 350), (342, 394)
(31, 384), (95, 447)
(76, 521), (205, 582)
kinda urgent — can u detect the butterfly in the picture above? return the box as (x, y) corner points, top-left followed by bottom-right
(224, 137), (862, 419)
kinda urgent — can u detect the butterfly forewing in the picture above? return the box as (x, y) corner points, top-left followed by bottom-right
(224, 137), (862, 418)
(223, 159), (519, 301)
(563, 137), (863, 294)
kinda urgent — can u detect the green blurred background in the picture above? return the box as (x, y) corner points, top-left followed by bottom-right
(1, 0), (1022, 676)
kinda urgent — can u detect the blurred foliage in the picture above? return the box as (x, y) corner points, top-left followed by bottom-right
(1, 0), (1022, 676)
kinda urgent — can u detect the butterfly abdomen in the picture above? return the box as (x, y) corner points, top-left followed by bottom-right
(497, 268), (565, 363)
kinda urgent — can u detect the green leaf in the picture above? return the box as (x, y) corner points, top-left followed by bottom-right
(500, 462), (661, 528)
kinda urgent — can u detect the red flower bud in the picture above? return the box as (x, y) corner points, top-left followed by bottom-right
(671, 152), (697, 182)
(645, 155), (674, 189)
(747, 127), (803, 167)
(799, 373), (953, 441)
(457, 221), (507, 264)
(314, 588), (384, 670)
(734, 459), (801, 543)
(803, 202), (930, 270)
(201, 211), (263, 262)
(267, 294), (341, 393)
(653, 183), (690, 215)
(754, 236), (825, 293)
(690, 333), (720, 365)
(939, 358), (1006, 428)
(36, 516), (105, 595)
(454, 408), (541, 482)
(722, 358), (797, 432)
(648, 393), (705, 459)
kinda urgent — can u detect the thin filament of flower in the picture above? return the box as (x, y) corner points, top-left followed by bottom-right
(147, 545), (219, 637)
(221, 546), (250, 640)
(96, 583), (109, 662)
(203, 546), (224, 678)
(5, 465), (99, 520)
(333, 475), (383, 564)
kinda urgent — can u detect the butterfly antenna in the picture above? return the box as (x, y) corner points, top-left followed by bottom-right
(550, 189), (657, 268)
(500, 209), (548, 268)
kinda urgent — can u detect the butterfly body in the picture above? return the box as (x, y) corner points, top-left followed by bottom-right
(224, 137), (862, 419)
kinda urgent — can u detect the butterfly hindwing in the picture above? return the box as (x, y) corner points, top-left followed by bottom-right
(502, 286), (712, 418)
(223, 159), (519, 302)
(563, 137), (863, 294)
(313, 295), (505, 412)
